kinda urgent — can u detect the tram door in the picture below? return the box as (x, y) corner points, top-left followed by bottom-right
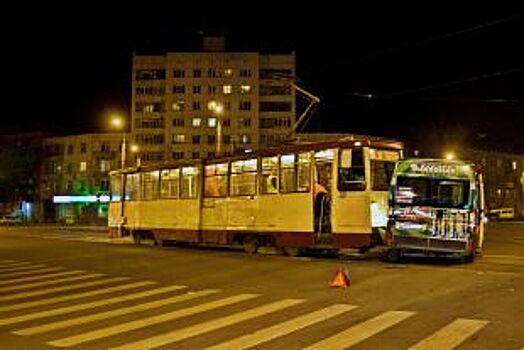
(313, 149), (334, 243)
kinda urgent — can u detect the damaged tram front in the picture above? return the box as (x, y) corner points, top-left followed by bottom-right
(385, 159), (485, 261)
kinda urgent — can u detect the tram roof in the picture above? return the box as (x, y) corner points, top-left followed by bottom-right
(110, 136), (404, 175)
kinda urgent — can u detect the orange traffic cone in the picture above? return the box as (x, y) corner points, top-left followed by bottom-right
(328, 266), (350, 288)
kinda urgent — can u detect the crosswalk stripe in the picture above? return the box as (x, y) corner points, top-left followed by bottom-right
(304, 310), (415, 350)
(0, 281), (156, 312)
(0, 267), (64, 279)
(19, 289), (226, 337)
(408, 318), (489, 350)
(0, 273), (105, 293)
(109, 298), (305, 350)
(47, 293), (260, 347)
(0, 270), (84, 286)
(0, 276), (129, 302)
(0, 264), (46, 273)
(206, 304), (358, 350)
(0, 284), (186, 326)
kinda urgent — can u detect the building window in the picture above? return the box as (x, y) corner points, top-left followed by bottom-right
(207, 151), (216, 159)
(224, 68), (233, 77)
(100, 160), (111, 172)
(80, 143), (87, 153)
(173, 85), (185, 94)
(136, 69), (166, 80)
(67, 144), (74, 154)
(239, 101), (251, 110)
(135, 118), (164, 129)
(173, 134), (185, 144)
(172, 101), (185, 111)
(136, 102), (164, 113)
(192, 135), (201, 144)
(223, 85), (232, 94)
(193, 85), (201, 94)
(172, 118), (185, 127)
(173, 69), (185, 78)
(172, 152), (184, 160)
(208, 85), (216, 94)
(240, 85), (251, 94)
(192, 118), (202, 127)
(192, 152), (200, 159)
(193, 69), (201, 78)
(208, 118), (217, 128)
(208, 135), (216, 145)
(240, 69), (252, 77)
(208, 69), (216, 78)
(241, 135), (251, 144)
(259, 101), (292, 112)
(80, 161), (87, 172)
(135, 134), (165, 145)
(101, 143), (110, 152)
(192, 102), (201, 111)
(223, 119), (231, 127)
(239, 118), (251, 128)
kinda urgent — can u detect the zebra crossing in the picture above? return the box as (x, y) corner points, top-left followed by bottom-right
(0, 259), (499, 349)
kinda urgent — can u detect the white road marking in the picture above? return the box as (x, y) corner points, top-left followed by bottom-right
(304, 310), (415, 350)
(109, 298), (305, 350)
(206, 304), (357, 350)
(408, 318), (489, 350)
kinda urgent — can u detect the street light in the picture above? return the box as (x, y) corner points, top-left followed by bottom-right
(111, 115), (127, 168)
(208, 101), (224, 156)
(130, 144), (141, 167)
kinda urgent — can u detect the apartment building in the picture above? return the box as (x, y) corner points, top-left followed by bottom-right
(132, 36), (296, 163)
(39, 133), (124, 223)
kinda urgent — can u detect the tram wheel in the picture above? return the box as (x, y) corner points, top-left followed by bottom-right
(132, 231), (142, 245)
(283, 247), (302, 257)
(243, 235), (259, 254)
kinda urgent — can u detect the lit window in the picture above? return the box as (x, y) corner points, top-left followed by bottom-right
(241, 85), (251, 94)
(80, 161), (87, 172)
(100, 160), (111, 172)
(173, 134), (185, 143)
(223, 85), (232, 94)
(172, 101), (185, 111)
(224, 68), (232, 76)
(143, 104), (155, 113)
(208, 118), (217, 128)
(512, 161), (518, 170)
(241, 135), (250, 144)
(192, 118), (202, 127)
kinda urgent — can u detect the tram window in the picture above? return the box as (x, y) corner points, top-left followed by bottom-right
(160, 168), (180, 198)
(181, 166), (200, 198)
(297, 152), (311, 192)
(260, 156), (278, 194)
(204, 163), (228, 197)
(231, 159), (257, 196)
(371, 160), (396, 191)
(110, 175), (121, 201)
(280, 154), (297, 193)
(141, 171), (160, 200)
(125, 173), (140, 200)
(338, 148), (366, 191)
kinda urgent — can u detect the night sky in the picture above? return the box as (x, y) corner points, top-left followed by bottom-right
(1, 5), (524, 153)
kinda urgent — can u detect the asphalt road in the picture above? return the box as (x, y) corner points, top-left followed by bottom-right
(0, 222), (523, 349)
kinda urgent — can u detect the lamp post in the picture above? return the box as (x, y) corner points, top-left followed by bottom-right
(130, 144), (141, 167)
(111, 115), (127, 168)
(208, 101), (224, 157)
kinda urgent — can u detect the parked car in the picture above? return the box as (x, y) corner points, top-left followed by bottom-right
(0, 215), (23, 225)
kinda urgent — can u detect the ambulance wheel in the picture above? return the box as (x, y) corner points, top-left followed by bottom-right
(383, 248), (402, 263)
